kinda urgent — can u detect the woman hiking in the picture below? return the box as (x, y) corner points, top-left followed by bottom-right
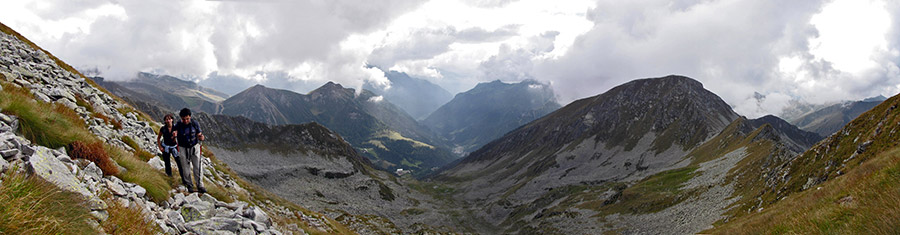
(157, 114), (189, 186)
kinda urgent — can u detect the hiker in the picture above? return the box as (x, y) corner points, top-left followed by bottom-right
(174, 108), (206, 193)
(157, 114), (188, 185)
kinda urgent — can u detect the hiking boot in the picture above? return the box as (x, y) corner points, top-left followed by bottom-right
(198, 187), (207, 194)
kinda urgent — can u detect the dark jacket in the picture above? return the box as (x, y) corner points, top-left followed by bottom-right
(174, 119), (202, 148)
(159, 125), (177, 146)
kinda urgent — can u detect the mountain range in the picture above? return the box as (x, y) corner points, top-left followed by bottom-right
(434, 75), (821, 233)
(423, 79), (560, 154)
(218, 82), (455, 176)
(15, 17), (900, 234)
(786, 96), (886, 137)
(362, 70), (453, 120)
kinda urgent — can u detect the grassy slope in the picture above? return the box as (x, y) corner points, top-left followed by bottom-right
(707, 94), (900, 233)
(708, 146), (900, 234)
(0, 22), (354, 234)
(0, 168), (94, 234)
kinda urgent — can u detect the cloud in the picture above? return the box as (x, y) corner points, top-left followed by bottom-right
(3, 0), (898, 119)
(532, 0), (900, 118)
(1, 0), (423, 89)
(367, 25), (520, 68)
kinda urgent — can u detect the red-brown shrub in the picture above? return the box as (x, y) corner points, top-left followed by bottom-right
(68, 141), (119, 176)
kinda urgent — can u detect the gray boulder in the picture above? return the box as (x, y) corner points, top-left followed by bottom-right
(185, 217), (242, 234)
(83, 162), (103, 180)
(0, 156), (8, 173)
(181, 201), (215, 222)
(166, 209), (188, 233)
(131, 184), (147, 198)
(48, 88), (76, 101)
(106, 181), (128, 196)
(243, 207), (272, 226)
(26, 147), (92, 199)
(0, 149), (18, 159)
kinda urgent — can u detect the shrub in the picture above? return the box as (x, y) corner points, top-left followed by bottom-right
(0, 170), (94, 234)
(69, 141), (120, 176)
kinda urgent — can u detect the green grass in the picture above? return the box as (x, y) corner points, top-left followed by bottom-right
(0, 168), (94, 234)
(122, 136), (154, 161)
(75, 95), (95, 113)
(708, 94), (900, 234)
(408, 181), (456, 202)
(707, 146), (900, 234)
(102, 192), (160, 235)
(107, 145), (172, 203)
(592, 167), (698, 215)
(0, 83), (173, 202)
(0, 82), (93, 150)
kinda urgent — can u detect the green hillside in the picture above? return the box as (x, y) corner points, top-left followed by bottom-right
(709, 93), (900, 233)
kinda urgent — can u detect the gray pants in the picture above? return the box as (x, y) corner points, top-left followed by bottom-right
(178, 145), (203, 190)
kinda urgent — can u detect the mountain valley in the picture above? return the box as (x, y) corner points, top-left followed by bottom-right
(3, 18), (900, 235)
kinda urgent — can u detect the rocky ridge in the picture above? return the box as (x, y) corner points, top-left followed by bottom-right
(0, 24), (335, 234)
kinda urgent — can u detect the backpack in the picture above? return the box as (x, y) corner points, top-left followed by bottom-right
(179, 120), (202, 147)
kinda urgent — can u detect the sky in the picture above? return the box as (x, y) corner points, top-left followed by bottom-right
(1, 0), (898, 118)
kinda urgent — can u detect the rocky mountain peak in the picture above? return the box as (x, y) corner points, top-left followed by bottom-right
(444, 75), (738, 173)
(309, 81), (355, 102)
(583, 75), (737, 150)
(863, 95), (887, 102)
(243, 84), (270, 93)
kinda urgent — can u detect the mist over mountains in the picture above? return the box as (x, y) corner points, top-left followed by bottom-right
(362, 70), (453, 120)
(424, 79), (560, 154)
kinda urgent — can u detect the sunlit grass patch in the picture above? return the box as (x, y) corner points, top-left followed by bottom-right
(0, 168), (94, 234)
(0, 81), (93, 150)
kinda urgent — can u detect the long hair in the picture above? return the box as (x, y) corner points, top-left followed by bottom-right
(163, 113), (175, 127)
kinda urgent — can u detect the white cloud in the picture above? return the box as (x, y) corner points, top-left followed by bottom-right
(809, 0), (890, 74)
(368, 95), (385, 103)
(1, 0), (898, 119)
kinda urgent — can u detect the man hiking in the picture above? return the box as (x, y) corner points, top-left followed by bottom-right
(175, 108), (206, 193)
